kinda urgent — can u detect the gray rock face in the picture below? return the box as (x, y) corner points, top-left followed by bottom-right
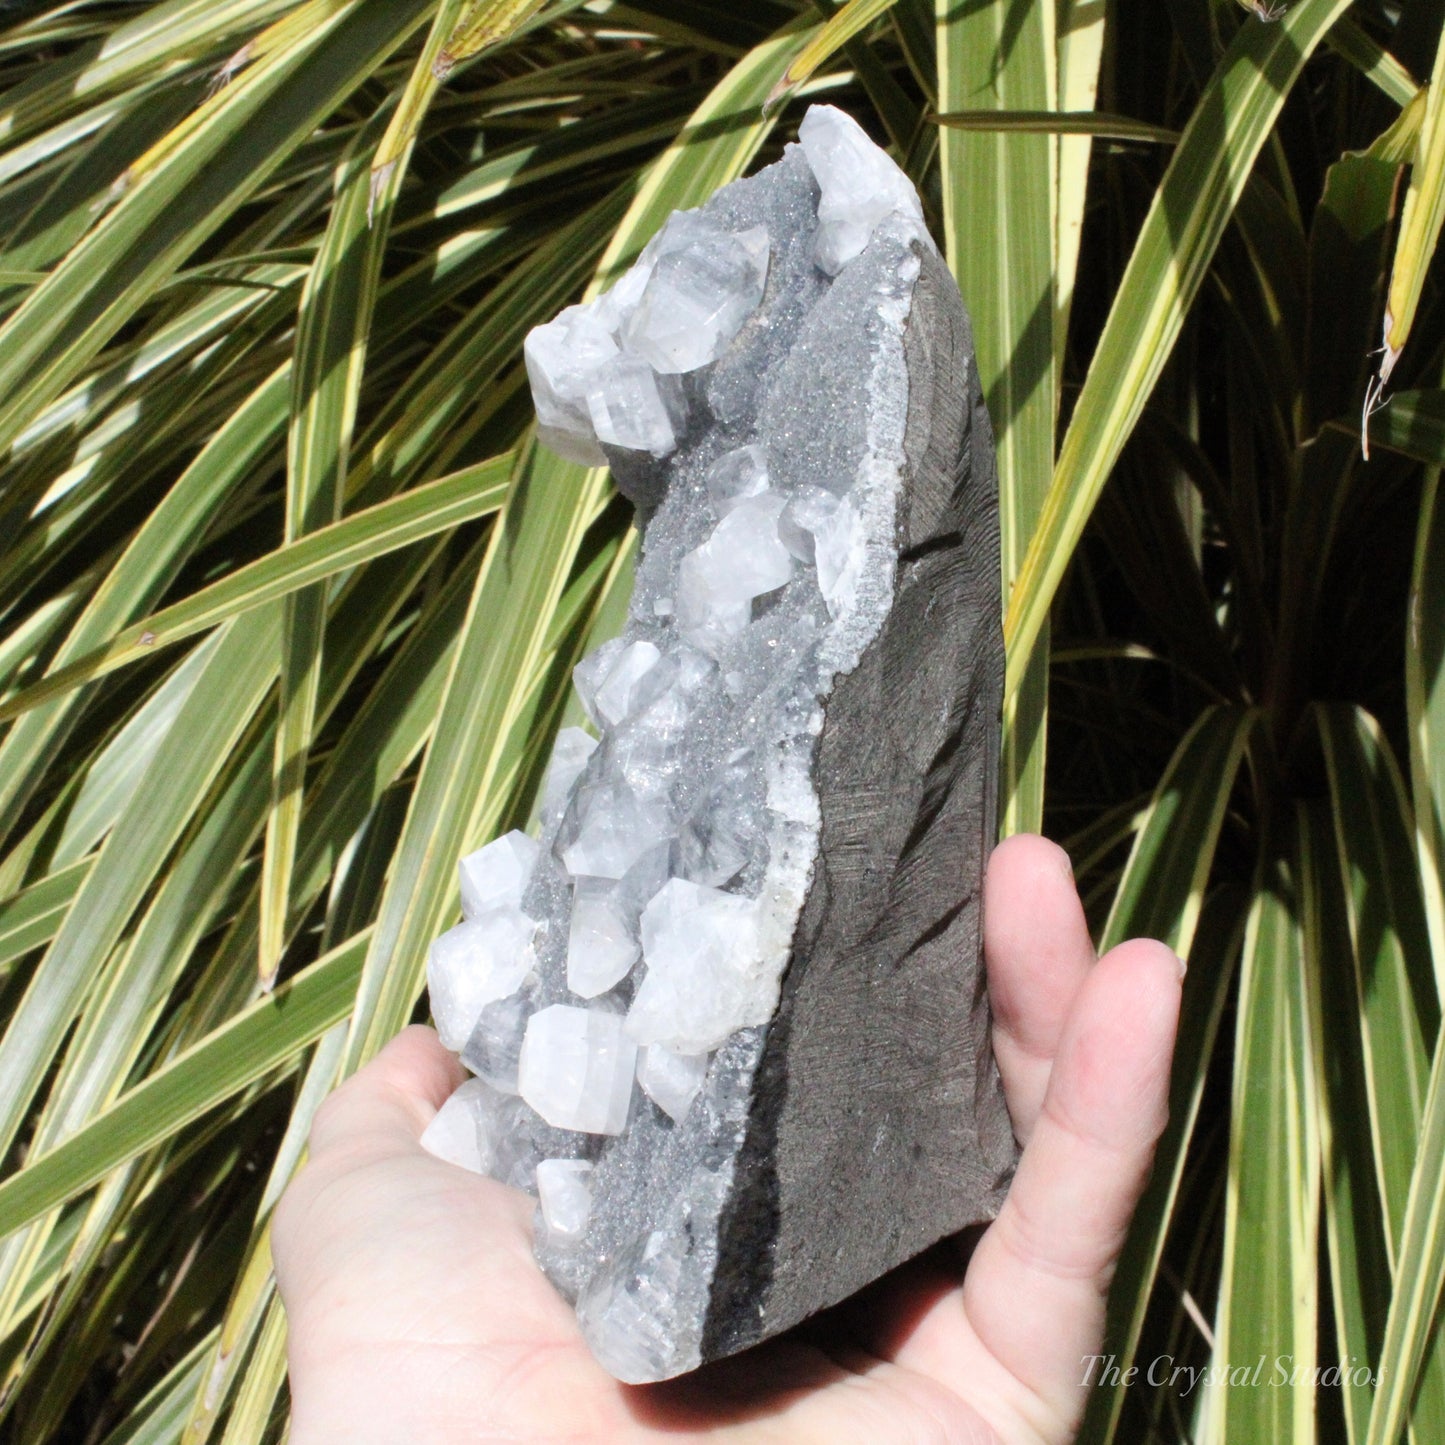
(422, 106), (1017, 1384)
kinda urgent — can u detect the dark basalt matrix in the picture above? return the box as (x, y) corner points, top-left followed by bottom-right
(421, 104), (1018, 1383)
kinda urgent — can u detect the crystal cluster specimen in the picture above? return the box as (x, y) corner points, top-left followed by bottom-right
(424, 104), (1016, 1383)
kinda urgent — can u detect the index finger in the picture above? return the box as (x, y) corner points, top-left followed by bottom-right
(984, 834), (1098, 1142)
(307, 1024), (467, 1158)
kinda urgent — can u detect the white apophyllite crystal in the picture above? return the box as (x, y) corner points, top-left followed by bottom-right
(420, 1078), (493, 1172)
(705, 444), (769, 516)
(578, 1228), (686, 1383)
(675, 587), (749, 655)
(524, 305), (619, 466)
(636, 1044), (709, 1122)
(575, 639), (661, 729)
(675, 493), (793, 654)
(562, 780), (672, 880)
(523, 209), (770, 465)
(629, 644), (715, 714)
(627, 878), (764, 1054)
(572, 639), (624, 726)
(421, 1077), (537, 1179)
(541, 726), (598, 821)
(595, 642), (662, 726)
(606, 724), (682, 811)
(567, 877), (640, 998)
(461, 990), (531, 1093)
(676, 751), (755, 887)
(519, 1004), (638, 1135)
(459, 829), (539, 921)
(627, 649), (716, 792)
(537, 1158), (594, 1243)
(587, 353), (683, 457)
(778, 484), (841, 564)
(799, 104), (924, 275)
(622, 215), (770, 373)
(427, 908), (537, 1050)
(592, 249), (652, 334)
(811, 494), (865, 617)
(604, 652), (710, 801)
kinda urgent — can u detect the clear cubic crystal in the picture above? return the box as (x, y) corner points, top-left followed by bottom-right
(567, 877), (641, 998)
(675, 586), (749, 656)
(604, 718), (684, 802)
(540, 726), (598, 821)
(537, 1158), (595, 1243)
(705, 444), (769, 516)
(622, 215), (770, 374)
(427, 908), (537, 1050)
(636, 1044), (709, 1123)
(799, 104), (924, 275)
(676, 817), (749, 887)
(587, 353), (683, 457)
(519, 1004), (638, 1134)
(686, 493), (793, 601)
(459, 829), (540, 921)
(627, 878), (763, 1054)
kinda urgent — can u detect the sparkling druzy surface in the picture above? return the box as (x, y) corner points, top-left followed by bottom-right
(424, 104), (1016, 1383)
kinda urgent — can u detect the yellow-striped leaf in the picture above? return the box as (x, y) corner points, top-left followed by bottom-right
(1005, 0), (1354, 702)
(1211, 834), (1319, 1443)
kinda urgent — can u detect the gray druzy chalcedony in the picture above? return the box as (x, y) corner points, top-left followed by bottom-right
(422, 104), (1017, 1383)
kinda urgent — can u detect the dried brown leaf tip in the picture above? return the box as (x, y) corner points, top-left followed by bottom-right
(208, 40), (253, 96)
(368, 161), (397, 226)
(1362, 311), (1401, 461)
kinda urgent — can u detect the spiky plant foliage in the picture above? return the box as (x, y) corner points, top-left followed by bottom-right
(0, 1), (1443, 1439)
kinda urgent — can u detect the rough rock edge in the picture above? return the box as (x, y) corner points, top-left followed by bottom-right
(700, 236), (1016, 1364)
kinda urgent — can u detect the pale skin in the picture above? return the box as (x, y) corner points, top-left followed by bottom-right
(273, 834), (1183, 1444)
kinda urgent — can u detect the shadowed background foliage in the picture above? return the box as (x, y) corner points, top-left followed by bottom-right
(0, 0), (1443, 1439)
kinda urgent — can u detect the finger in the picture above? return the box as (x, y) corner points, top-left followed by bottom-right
(962, 938), (1182, 1436)
(308, 1024), (466, 1159)
(984, 834), (1097, 1141)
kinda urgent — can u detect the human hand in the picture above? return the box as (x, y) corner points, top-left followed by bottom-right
(273, 834), (1182, 1443)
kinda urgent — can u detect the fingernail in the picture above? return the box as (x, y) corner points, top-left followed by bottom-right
(1175, 952), (1188, 981)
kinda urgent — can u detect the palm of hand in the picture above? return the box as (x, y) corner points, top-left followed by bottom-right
(275, 837), (1181, 1444)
